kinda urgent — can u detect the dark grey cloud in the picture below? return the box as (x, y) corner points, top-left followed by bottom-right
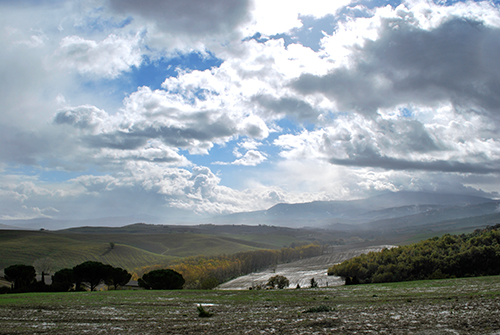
(107, 0), (252, 36)
(376, 119), (441, 153)
(83, 113), (237, 151)
(291, 18), (500, 115)
(53, 106), (105, 130)
(330, 155), (500, 174)
(252, 94), (319, 122)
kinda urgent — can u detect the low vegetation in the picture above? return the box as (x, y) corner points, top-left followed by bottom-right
(0, 276), (499, 334)
(329, 224), (500, 284)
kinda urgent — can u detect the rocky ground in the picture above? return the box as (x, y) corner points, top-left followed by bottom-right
(1, 275), (499, 334)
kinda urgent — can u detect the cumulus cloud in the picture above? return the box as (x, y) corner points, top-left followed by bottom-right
(292, 14), (500, 115)
(215, 150), (267, 166)
(233, 150), (267, 166)
(3, 0), (500, 223)
(53, 105), (107, 131)
(108, 0), (252, 36)
(275, 106), (500, 174)
(55, 33), (144, 78)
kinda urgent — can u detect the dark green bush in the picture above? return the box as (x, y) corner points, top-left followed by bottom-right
(139, 269), (185, 290)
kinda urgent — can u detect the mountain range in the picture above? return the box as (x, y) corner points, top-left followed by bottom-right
(212, 191), (499, 230)
(1, 191), (498, 233)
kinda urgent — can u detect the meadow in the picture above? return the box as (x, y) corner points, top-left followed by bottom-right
(1, 275), (499, 334)
(0, 226), (300, 273)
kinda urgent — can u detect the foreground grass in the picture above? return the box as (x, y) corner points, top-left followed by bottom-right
(1, 275), (500, 334)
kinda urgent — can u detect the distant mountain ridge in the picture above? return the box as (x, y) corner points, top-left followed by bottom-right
(213, 191), (495, 228)
(1, 191), (497, 232)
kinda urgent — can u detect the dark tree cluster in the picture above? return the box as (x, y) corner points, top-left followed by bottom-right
(328, 224), (500, 285)
(1, 261), (131, 294)
(138, 269), (185, 290)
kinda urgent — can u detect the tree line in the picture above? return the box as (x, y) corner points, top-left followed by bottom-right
(2, 261), (131, 293)
(136, 243), (324, 289)
(329, 224), (500, 284)
(1, 243), (323, 292)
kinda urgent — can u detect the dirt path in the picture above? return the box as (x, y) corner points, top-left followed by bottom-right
(218, 245), (392, 290)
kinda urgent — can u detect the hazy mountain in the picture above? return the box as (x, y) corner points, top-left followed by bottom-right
(0, 215), (162, 231)
(1, 191), (496, 231)
(363, 201), (500, 230)
(213, 191), (495, 228)
(0, 223), (27, 230)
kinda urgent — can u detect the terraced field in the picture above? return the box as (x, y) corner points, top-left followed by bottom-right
(1, 275), (499, 334)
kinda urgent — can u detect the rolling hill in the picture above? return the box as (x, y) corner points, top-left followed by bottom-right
(0, 224), (344, 274)
(1, 191), (498, 278)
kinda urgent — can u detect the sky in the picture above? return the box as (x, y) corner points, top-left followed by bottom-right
(1, 0), (500, 223)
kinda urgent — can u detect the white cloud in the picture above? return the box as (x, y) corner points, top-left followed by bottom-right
(249, 0), (351, 35)
(233, 150), (267, 166)
(55, 33), (144, 78)
(275, 104), (500, 175)
(216, 150), (267, 167)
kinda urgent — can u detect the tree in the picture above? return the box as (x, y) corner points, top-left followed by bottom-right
(4, 264), (36, 291)
(105, 267), (131, 290)
(200, 277), (219, 290)
(73, 261), (111, 291)
(139, 269), (185, 290)
(51, 268), (75, 292)
(267, 275), (290, 289)
(33, 257), (54, 285)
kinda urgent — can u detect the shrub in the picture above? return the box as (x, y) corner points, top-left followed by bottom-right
(267, 275), (290, 289)
(197, 304), (213, 317)
(200, 277), (219, 290)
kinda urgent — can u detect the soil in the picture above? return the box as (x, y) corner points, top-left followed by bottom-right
(1, 275), (499, 335)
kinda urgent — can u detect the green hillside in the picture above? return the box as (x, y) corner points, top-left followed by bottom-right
(329, 224), (500, 284)
(0, 225), (305, 273)
(0, 230), (176, 271)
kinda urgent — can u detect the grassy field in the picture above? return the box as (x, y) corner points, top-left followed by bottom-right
(0, 275), (499, 334)
(0, 228), (287, 273)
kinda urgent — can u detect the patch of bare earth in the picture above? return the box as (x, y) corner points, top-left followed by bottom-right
(1, 278), (499, 335)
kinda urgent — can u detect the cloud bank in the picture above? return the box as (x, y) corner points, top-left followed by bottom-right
(1, 0), (500, 224)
